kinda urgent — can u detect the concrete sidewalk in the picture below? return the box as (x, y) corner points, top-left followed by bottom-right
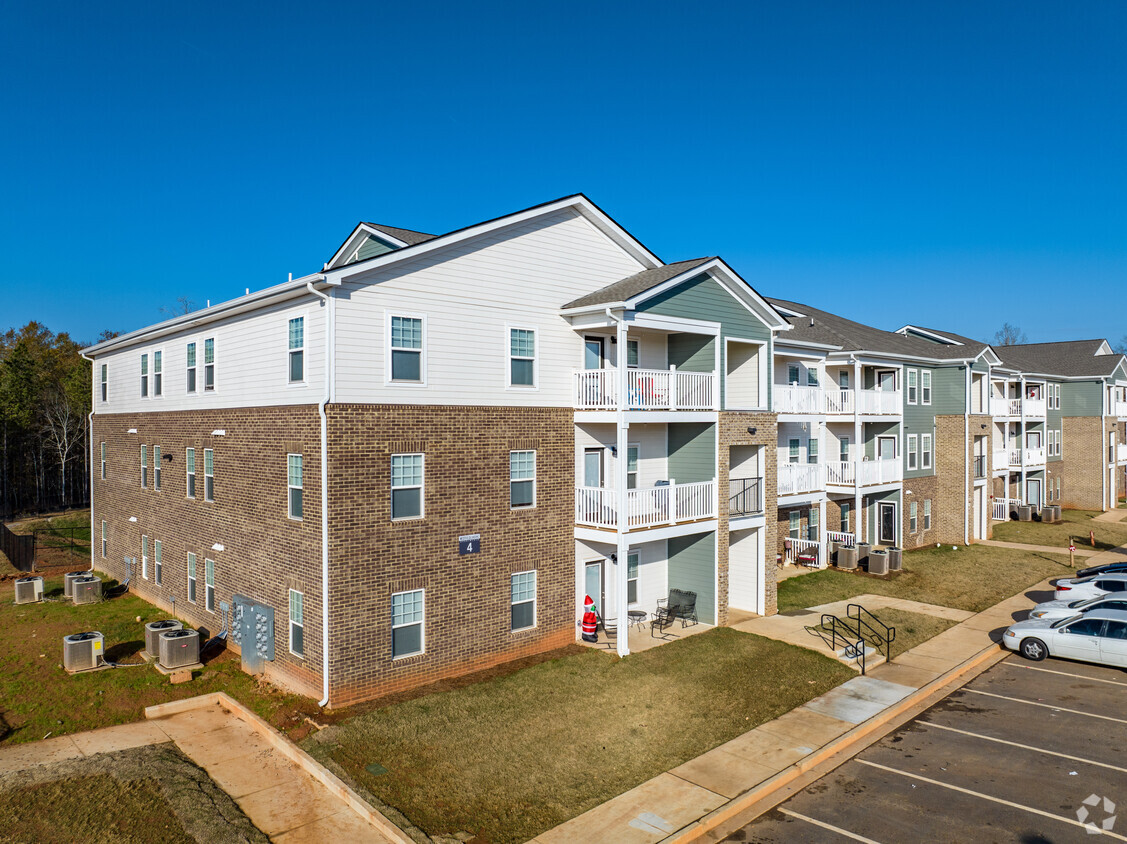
(976, 538), (1098, 556)
(530, 580), (1050, 844)
(1093, 507), (1127, 522)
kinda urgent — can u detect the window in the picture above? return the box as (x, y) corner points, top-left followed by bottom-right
(390, 315), (423, 382)
(153, 350), (163, 397)
(101, 520), (107, 558)
(626, 445), (639, 490)
(1057, 478), (1061, 500)
(839, 371), (850, 389)
(141, 445), (148, 488)
(141, 535), (149, 579)
(140, 353), (149, 398)
(907, 369), (918, 404)
(839, 437), (849, 463)
(186, 448), (196, 498)
(203, 448), (214, 501)
(907, 435), (918, 470)
(626, 339), (639, 368)
(288, 454), (303, 519)
(100, 442), (106, 480)
(789, 438), (800, 463)
(186, 342), (197, 393)
(921, 371), (932, 405)
(391, 589), (424, 658)
(391, 453), (424, 519)
(921, 434), (932, 470)
(627, 552), (639, 604)
(511, 571), (537, 631)
(909, 501), (918, 533)
(288, 317), (304, 383)
(510, 450), (535, 508)
(924, 499), (932, 530)
(187, 553), (197, 603)
(807, 367), (819, 387)
(289, 589), (304, 656)
(154, 539), (162, 586)
(509, 328), (536, 387)
(205, 558), (215, 611)
(203, 338), (215, 391)
(100, 364), (107, 402)
(807, 507), (819, 541)
(153, 445), (161, 491)
(789, 510), (800, 539)
(1065, 617), (1105, 636)
(841, 502), (850, 534)
(788, 364), (799, 385)
(807, 438), (818, 464)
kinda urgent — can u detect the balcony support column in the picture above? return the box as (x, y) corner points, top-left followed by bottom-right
(613, 311), (631, 658)
(853, 357), (862, 545)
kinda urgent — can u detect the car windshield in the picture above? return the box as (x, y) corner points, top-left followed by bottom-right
(1072, 597), (1104, 609)
(1050, 615), (1083, 628)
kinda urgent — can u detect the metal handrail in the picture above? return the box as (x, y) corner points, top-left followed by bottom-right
(818, 613), (867, 675)
(847, 604), (896, 660)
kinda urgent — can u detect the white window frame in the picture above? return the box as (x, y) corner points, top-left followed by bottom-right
(627, 551), (640, 605)
(204, 448), (214, 502)
(187, 552), (197, 604)
(511, 570), (537, 631)
(506, 325), (539, 390)
(840, 501), (851, 534)
(101, 520), (107, 558)
(806, 366), (819, 387)
(910, 501), (918, 533)
(140, 445), (148, 488)
(907, 369), (918, 405)
(289, 589), (304, 657)
(153, 445), (161, 491)
(626, 339), (640, 369)
(140, 353), (149, 398)
(100, 442), (106, 480)
(186, 447), (196, 499)
(807, 506), (819, 541)
(205, 558), (215, 612)
(186, 341), (197, 393)
(386, 312), (427, 386)
(152, 348), (163, 398)
(390, 453), (424, 520)
(391, 588), (425, 658)
(288, 315), (305, 385)
(787, 363), (800, 385)
(921, 370), (932, 405)
(154, 539), (162, 586)
(789, 510), (800, 539)
(141, 535), (149, 580)
(788, 438), (800, 463)
(100, 364), (107, 402)
(924, 499), (932, 530)
(921, 434), (932, 470)
(807, 437), (818, 465)
(907, 434), (918, 470)
(203, 337), (216, 392)
(510, 450), (536, 509)
(288, 453), (303, 520)
(839, 436), (850, 463)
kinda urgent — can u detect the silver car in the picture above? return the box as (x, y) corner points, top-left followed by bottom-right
(1003, 608), (1127, 667)
(1052, 572), (1127, 601)
(1028, 594), (1127, 621)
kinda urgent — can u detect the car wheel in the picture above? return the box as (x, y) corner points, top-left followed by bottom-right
(1021, 637), (1048, 661)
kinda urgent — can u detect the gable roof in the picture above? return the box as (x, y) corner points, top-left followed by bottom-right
(362, 223), (436, 247)
(993, 339), (1127, 378)
(561, 258), (714, 309)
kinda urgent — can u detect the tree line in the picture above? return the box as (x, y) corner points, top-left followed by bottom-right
(0, 322), (113, 519)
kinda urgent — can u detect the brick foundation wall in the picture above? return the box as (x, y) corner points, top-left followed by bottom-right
(324, 404), (575, 708)
(91, 407), (325, 699)
(718, 412), (778, 621)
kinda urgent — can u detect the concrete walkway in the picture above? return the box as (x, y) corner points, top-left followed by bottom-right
(976, 538), (1098, 556)
(1094, 507), (1127, 522)
(530, 581), (1050, 844)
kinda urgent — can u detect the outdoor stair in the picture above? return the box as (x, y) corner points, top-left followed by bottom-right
(805, 604), (895, 674)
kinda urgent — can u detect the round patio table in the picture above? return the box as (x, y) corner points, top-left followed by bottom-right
(628, 610), (648, 629)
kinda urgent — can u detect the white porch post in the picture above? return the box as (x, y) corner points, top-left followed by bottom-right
(853, 358), (862, 542)
(615, 315), (631, 658)
(1019, 376), (1027, 504)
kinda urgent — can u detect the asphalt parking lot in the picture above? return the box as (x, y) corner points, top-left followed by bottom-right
(728, 653), (1127, 843)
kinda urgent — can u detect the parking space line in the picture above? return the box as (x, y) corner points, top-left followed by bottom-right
(965, 689), (1127, 724)
(856, 760), (1127, 842)
(778, 808), (885, 843)
(920, 721), (1127, 774)
(1003, 661), (1127, 687)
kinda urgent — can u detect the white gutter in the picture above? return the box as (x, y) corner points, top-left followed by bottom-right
(80, 351), (96, 573)
(306, 281), (335, 707)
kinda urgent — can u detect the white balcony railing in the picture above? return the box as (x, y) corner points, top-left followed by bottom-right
(777, 462), (825, 495)
(1115, 401), (1127, 418)
(774, 384), (824, 414)
(1004, 398), (1023, 416)
(824, 389), (855, 414)
(1024, 447), (1046, 465)
(826, 530), (856, 548)
(993, 449), (1009, 471)
(857, 389), (901, 415)
(825, 460), (855, 486)
(575, 480), (717, 530)
(783, 538), (823, 566)
(1024, 398), (1047, 418)
(574, 368), (716, 410)
(856, 458), (902, 486)
(993, 498), (1021, 521)
(1118, 443), (1127, 464)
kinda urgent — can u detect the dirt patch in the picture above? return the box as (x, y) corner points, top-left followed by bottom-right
(0, 743), (267, 843)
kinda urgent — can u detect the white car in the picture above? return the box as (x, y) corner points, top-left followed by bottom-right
(1052, 572), (1127, 601)
(1004, 608), (1127, 667)
(1028, 594), (1127, 621)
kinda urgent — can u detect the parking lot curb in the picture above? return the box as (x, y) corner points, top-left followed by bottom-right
(661, 642), (1009, 843)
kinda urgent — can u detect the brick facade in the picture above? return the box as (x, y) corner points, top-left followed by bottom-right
(901, 474), (941, 549)
(1059, 416), (1106, 510)
(934, 415), (969, 545)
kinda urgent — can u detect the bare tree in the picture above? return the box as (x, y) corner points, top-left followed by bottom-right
(994, 323), (1028, 346)
(41, 388), (84, 508)
(160, 297), (197, 318)
(1115, 336), (1127, 355)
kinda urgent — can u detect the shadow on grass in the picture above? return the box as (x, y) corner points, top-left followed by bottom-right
(105, 640), (144, 662)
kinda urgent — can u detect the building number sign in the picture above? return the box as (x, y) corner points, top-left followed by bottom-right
(459, 534), (481, 555)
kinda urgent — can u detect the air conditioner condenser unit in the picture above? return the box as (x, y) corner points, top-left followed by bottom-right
(144, 620), (183, 659)
(63, 631), (105, 673)
(158, 629), (201, 671)
(72, 576), (103, 605)
(14, 576), (44, 605)
(64, 571), (86, 600)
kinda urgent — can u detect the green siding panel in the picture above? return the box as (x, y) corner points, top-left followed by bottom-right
(667, 532), (717, 625)
(1063, 380), (1104, 416)
(928, 366), (966, 415)
(356, 235), (395, 261)
(866, 489), (902, 546)
(668, 423), (715, 484)
(863, 422), (899, 460)
(668, 334), (714, 372)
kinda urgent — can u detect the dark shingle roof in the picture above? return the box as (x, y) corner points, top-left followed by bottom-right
(562, 258), (713, 309)
(363, 223), (437, 246)
(993, 340), (1125, 377)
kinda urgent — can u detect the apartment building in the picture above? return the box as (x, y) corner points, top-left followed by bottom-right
(86, 195), (791, 704)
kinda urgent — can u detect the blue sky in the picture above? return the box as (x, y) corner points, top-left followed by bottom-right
(2, 1), (1125, 346)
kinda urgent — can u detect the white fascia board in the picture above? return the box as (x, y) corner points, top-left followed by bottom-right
(1096, 340), (1114, 355)
(895, 324), (964, 345)
(83, 273), (330, 356)
(831, 350), (972, 367)
(624, 258), (791, 331)
(776, 339), (841, 354)
(981, 347), (1004, 366)
(628, 312), (721, 336)
(335, 195), (661, 284)
(325, 224), (408, 270)
(560, 302), (629, 317)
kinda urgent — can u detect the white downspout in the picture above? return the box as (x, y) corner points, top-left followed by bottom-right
(307, 280), (334, 707)
(80, 351), (96, 573)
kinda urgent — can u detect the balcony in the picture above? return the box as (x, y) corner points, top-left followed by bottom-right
(995, 398), (1046, 418)
(993, 449), (1010, 472)
(772, 385), (901, 416)
(728, 477), (764, 517)
(773, 384), (823, 415)
(1023, 398), (1047, 418)
(777, 462), (825, 496)
(575, 480), (716, 530)
(1024, 447), (1046, 466)
(857, 389), (902, 415)
(574, 368), (716, 411)
(1116, 401), (1127, 418)
(973, 454), (987, 479)
(825, 458), (902, 488)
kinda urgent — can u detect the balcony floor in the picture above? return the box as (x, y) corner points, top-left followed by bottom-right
(579, 617), (713, 655)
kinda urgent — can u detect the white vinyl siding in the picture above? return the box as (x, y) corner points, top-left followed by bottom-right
(510, 450), (535, 508)
(391, 589), (424, 658)
(288, 453), (303, 520)
(289, 589), (304, 657)
(511, 571), (536, 631)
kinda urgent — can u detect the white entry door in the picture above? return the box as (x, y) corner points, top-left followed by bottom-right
(1027, 478), (1043, 509)
(877, 436), (897, 461)
(728, 529), (763, 615)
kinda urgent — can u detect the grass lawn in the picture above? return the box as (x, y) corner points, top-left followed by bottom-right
(992, 508), (1127, 551)
(303, 628), (854, 844)
(810, 608), (956, 662)
(0, 573), (320, 745)
(778, 543), (1071, 614)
